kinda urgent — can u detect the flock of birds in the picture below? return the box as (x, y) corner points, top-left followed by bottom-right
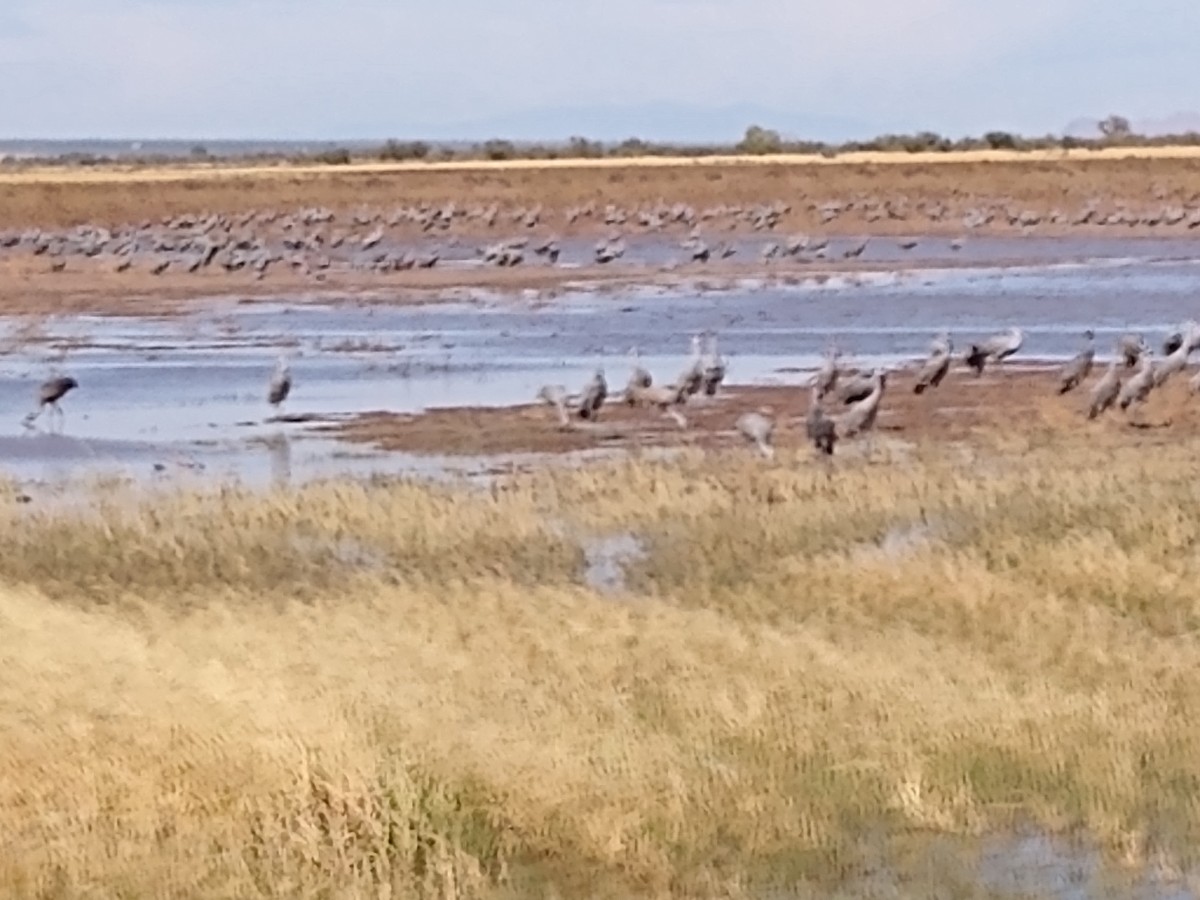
(11, 192), (1200, 279)
(20, 318), (1200, 460)
(534, 320), (1200, 460)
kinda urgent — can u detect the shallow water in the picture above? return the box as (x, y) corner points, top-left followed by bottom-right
(3, 235), (1199, 487)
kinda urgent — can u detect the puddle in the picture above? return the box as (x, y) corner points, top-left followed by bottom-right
(832, 830), (1199, 899)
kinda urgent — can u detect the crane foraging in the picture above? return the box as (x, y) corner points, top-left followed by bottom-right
(913, 331), (953, 395)
(736, 408), (775, 459)
(24, 375), (78, 430)
(1057, 330), (1095, 395)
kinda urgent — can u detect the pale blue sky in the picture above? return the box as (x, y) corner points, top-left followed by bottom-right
(2, 0), (1197, 141)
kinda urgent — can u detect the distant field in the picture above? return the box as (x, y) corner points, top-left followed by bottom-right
(3, 144), (1200, 238)
(6, 143), (1200, 185)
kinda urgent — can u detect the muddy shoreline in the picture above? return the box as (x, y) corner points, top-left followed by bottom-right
(4, 154), (1200, 317)
(325, 368), (1200, 458)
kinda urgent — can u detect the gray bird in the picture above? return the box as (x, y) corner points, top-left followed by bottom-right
(1117, 351), (1156, 411)
(1057, 330), (1095, 394)
(577, 368), (608, 421)
(1117, 333), (1148, 368)
(1088, 358), (1122, 420)
(835, 370), (887, 438)
(625, 346), (652, 394)
(267, 355), (292, 411)
(675, 334), (705, 398)
(700, 334), (726, 396)
(736, 409), (775, 459)
(537, 384), (571, 427)
(834, 371), (877, 405)
(805, 388), (837, 456)
(24, 375), (78, 428)
(1161, 320), (1200, 357)
(625, 381), (688, 427)
(964, 342), (989, 376)
(965, 327), (1023, 376)
(1153, 322), (1200, 387)
(812, 346), (841, 400)
(913, 331), (953, 395)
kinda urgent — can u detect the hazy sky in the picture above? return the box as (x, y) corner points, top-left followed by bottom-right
(2, 0), (1197, 141)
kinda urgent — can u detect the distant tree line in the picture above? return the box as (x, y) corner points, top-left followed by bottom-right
(4, 114), (1196, 169)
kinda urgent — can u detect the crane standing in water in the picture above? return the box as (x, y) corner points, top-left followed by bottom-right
(24, 375), (79, 431)
(268, 354), (292, 414)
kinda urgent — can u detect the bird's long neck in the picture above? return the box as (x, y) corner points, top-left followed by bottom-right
(864, 375), (885, 407)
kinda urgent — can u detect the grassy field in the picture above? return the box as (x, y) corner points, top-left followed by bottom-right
(4, 433), (1200, 898)
(5, 150), (1200, 233)
(7, 144), (1200, 185)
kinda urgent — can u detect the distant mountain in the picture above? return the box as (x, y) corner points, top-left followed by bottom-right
(408, 102), (885, 145)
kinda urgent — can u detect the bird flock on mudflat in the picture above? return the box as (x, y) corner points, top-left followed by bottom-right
(22, 320), (1200, 459)
(533, 320), (1200, 460)
(13, 190), (1200, 282)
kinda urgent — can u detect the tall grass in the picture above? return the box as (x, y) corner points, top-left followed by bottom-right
(4, 439), (1200, 897)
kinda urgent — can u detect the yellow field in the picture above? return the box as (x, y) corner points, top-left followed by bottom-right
(4, 433), (1200, 898)
(5, 143), (1200, 186)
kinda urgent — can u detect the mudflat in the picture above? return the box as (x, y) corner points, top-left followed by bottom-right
(327, 366), (1200, 458)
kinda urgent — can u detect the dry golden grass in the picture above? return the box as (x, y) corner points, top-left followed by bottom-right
(5, 437), (1200, 897)
(5, 152), (1200, 234)
(7, 144), (1200, 185)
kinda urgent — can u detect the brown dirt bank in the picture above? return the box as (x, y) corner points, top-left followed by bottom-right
(0, 254), (1003, 318)
(5, 156), (1200, 235)
(323, 366), (1200, 458)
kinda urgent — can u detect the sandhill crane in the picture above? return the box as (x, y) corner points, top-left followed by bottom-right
(1164, 330), (1184, 356)
(805, 387), (837, 456)
(736, 408), (775, 459)
(701, 333), (726, 396)
(267, 355), (292, 412)
(834, 370), (877, 405)
(964, 342), (989, 376)
(626, 382), (688, 428)
(1153, 322), (1200, 387)
(625, 346), (652, 396)
(964, 327), (1023, 376)
(1117, 333), (1148, 368)
(835, 370), (887, 438)
(913, 331), (953, 395)
(1117, 350), (1156, 412)
(537, 384), (571, 427)
(24, 375), (78, 429)
(1057, 330), (1095, 394)
(676, 334), (705, 398)
(1162, 321), (1200, 357)
(1088, 358), (1122, 419)
(842, 238), (868, 259)
(813, 346), (841, 399)
(578, 368), (607, 420)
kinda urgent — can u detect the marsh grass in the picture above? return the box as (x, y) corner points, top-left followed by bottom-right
(5, 439), (1200, 897)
